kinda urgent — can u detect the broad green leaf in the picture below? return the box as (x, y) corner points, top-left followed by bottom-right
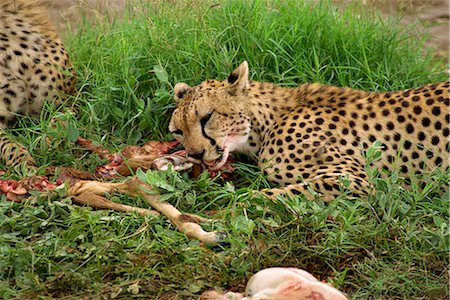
(153, 65), (169, 84)
(66, 121), (79, 142)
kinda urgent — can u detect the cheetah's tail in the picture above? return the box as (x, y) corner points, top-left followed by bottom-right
(0, 129), (36, 171)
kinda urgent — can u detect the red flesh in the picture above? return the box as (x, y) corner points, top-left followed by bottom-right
(1, 139), (235, 202)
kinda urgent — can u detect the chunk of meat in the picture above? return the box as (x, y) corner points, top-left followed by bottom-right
(0, 171), (159, 216)
(75, 137), (114, 159)
(0, 179), (28, 202)
(96, 142), (186, 177)
(76, 137), (235, 179)
(200, 267), (347, 300)
(0, 176), (61, 202)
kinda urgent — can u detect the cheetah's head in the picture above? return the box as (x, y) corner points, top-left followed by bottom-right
(169, 61), (252, 169)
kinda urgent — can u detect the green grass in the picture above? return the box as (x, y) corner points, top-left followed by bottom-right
(1, 0), (449, 298)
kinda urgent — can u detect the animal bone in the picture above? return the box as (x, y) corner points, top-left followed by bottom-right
(0, 170), (159, 216)
(69, 177), (221, 244)
(72, 192), (159, 216)
(1, 138), (234, 244)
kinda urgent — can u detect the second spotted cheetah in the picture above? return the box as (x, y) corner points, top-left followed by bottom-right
(0, 0), (76, 168)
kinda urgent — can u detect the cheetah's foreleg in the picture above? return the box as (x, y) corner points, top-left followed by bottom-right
(261, 174), (370, 202)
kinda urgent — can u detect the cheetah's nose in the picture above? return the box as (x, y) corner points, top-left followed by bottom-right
(188, 150), (205, 160)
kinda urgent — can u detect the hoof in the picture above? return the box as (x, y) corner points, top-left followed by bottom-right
(210, 232), (230, 250)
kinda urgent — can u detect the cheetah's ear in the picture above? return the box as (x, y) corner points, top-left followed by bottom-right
(227, 61), (249, 94)
(174, 83), (191, 102)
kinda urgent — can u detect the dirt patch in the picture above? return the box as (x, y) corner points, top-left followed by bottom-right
(43, 0), (126, 33)
(44, 0), (448, 61)
(366, 0), (449, 60)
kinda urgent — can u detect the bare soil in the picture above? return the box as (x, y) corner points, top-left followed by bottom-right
(367, 0), (449, 60)
(43, 0), (448, 61)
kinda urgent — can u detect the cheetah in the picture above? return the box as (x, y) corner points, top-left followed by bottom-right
(0, 0), (76, 168)
(169, 61), (449, 200)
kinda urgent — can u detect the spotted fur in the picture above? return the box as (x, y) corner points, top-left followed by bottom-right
(0, 0), (76, 168)
(170, 61), (449, 200)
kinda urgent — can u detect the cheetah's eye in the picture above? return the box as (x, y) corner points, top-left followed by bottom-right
(172, 129), (183, 135)
(200, 112), (213, 127)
